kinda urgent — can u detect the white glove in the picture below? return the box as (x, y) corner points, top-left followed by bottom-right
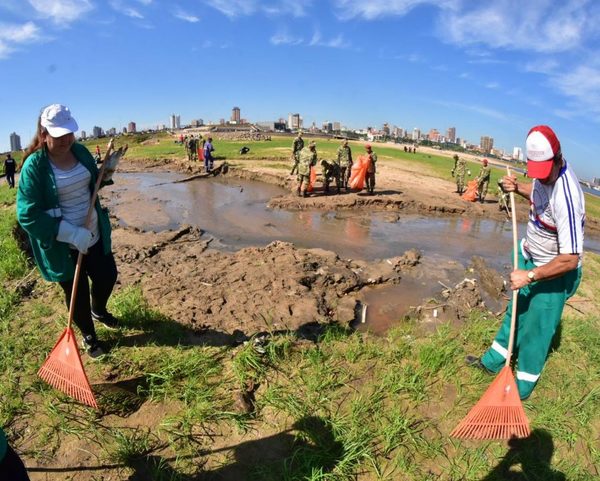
(57, 220), (93, 254)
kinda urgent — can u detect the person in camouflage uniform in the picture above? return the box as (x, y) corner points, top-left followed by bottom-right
(365, 144), (377, 195)
(321, 159), (342, 194)
(452, 154), (466, 194)
(496, 178), (510, 214)
(187, 136), (197, 161)
(336, 138), (352, 190)
(290, 131), (304, 175)
(297, 141), (317, 197)
(476, 158), (492, 203)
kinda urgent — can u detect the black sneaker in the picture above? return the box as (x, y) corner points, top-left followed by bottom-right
(91, 310), (119, 330)
(82, 335), (106, 360)
(465, 355), (495, 375)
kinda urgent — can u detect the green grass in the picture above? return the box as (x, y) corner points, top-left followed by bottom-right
(1, 179), (599, 480)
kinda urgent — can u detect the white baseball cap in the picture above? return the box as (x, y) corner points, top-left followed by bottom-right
(526, 125), (560, 179)
(40, 104), (79, 137)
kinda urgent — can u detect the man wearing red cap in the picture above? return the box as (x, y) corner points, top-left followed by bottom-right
(476, 158), (491, 203)
(469, 125), (585, 400)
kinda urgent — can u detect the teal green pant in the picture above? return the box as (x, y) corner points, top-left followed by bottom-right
(481, 248), (581, 399)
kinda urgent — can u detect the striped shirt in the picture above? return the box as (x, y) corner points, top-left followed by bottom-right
(524, 161), (585, 266)
(50, 161), (100, 248)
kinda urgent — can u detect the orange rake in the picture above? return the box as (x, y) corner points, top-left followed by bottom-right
(451, 167), (530, 440)
(37, 139), (115, 408)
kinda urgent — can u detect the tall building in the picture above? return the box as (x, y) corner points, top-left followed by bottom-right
(170, 114), (181, 130)
(480, 135), (494, 154)
(288, 113), (301, 130)
(382, 123), (390, 135)
(92, 126), (103, 137)
(428, 128), (440, 142)
(80, 130), (87, 140)
(9, 132), (21, 151)
(127, 122), (136, 133)
(512, 147), (523, 161)
(447, 127), (456, 143)
(231, 106), (241, 123)
(333, 121), (341, 132)
(412, 128), (421, 141)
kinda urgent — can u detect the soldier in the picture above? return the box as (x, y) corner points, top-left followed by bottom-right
(336, 138), (352, 190)
(297, 141), (317, 197)
(321, 159), (341, 194)
(476, 158), (492, 203)
(451, 154), (466, 194)
(290, 131), (304, 175)
(365, 144), (377, 195)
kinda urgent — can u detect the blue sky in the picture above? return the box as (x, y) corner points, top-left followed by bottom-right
(2, 0), (600, 179)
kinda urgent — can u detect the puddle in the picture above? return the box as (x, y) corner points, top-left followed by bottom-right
(104, 173), (600, 332)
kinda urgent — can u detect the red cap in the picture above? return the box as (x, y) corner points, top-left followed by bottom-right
(365, 144), (372, 150)
(526, 125), (561, 179)
(483, 158), (488, 165)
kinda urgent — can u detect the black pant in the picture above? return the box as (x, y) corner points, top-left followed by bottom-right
(0, 445), (30, 481)
(5, 171), (15, 188)
(58, 240), (118, 340)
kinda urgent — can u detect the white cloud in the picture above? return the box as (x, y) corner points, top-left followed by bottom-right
(0, 21), (43, 59)
(202, 0), (257, 18)
(270, 31), (303, 46)
(173, 7), (199, 23)
(0, 40), (14, 59)
(203, 0), (312, 18)
(110, 0), (144, 19)
(28, 0), (93, 24)
(444, 1), (596, 54)
(551, 64), (600, 113)
(432, 99), (510, 122)
(334, 0), (457, 20)
(0, 21), (41, 43)
(524, 59), (559, 74)
(485, 82), (499, 89)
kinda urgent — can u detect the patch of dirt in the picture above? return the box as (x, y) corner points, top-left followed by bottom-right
(114, 226), (420, 336)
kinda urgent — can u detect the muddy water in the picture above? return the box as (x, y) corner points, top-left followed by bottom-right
(105, 173), (600, 333)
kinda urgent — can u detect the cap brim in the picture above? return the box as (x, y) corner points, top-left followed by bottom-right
(44, 119), (78, 138)
(527, 159), (553, 179)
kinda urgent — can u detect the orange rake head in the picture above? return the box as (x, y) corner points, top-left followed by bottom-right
(38, 327), (98, 408)
(451, 366), (530, 440)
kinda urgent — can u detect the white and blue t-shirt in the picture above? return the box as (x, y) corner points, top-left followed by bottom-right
(523, 161), (585, 266)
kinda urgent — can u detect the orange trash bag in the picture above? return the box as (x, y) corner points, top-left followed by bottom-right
(462, 179), (479, 202)
(307, 166), (317, 192)
(349, 155), (370, 190)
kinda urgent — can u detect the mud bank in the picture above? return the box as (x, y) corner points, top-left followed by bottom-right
(112, 224), (508, 337)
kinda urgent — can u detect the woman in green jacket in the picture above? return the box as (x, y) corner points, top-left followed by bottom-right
(17, 104), (118, 359)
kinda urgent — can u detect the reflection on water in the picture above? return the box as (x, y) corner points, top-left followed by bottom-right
(105, 172), (600, 331)
(106, 173), (600, 272)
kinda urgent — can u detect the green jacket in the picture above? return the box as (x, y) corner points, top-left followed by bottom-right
(16, 143), (112, 282)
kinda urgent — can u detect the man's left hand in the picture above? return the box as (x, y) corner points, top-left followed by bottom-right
(510, 269), (530, 290)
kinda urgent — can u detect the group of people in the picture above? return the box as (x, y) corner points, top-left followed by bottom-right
(452, 154), (491, 203)
(290, 133), (377, 196)
(0, 106), (587, 477)
(181, 134), (215, 172)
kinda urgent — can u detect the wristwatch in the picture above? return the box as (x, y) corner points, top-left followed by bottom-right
(527, 270), (536, 282)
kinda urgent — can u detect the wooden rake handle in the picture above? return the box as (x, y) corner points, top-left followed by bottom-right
(66, 138), (115, 331)
(506, 166), (519, 367)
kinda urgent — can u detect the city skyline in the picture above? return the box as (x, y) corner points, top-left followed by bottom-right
(1, 1), (600, 178)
